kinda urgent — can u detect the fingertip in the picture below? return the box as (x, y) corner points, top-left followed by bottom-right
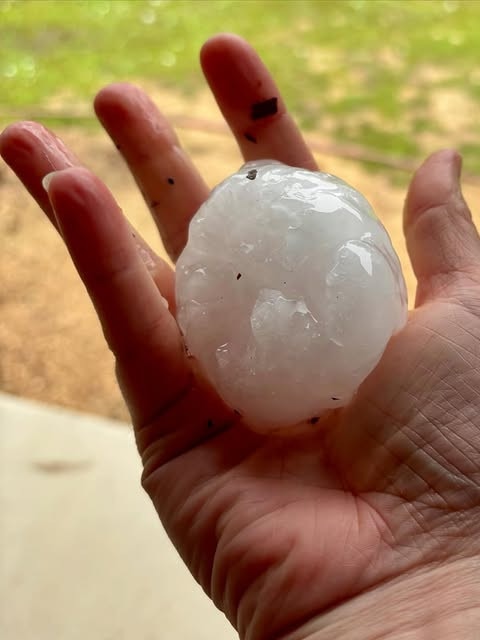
(443, 148), (462, 178)
(94, 82), (168, 147)
(427, 148), (462, 181)
(0, 122), (16, 155)
(200, 32), (266, 90)
(94, 82), (138, 114)
(200, 32), (250, 66)
(403, 149), (480, 306)
(94, 83), (131, 127)
(200, 31), (282, 117)
(41, 166), (83, 193)
(0, 121), (77, 177)
(43, 166), (107, 212)
(404, 148), (463, 232)
(0, 121), (40, 162)
(0, 124), (16, 162)
(41, 170), (58, 192)
(200, 32), (316, 171)
(1, 120), (32, 144)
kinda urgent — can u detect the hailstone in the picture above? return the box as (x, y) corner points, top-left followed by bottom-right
(176, 161), (407, 432)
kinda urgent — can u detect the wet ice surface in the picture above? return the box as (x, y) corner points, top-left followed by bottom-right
(176, 161), (408, 432)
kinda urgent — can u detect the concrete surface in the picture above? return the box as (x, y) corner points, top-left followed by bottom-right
(0, 392), (236, 640)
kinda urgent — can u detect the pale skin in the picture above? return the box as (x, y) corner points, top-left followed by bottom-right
(1, 34), (480, 640)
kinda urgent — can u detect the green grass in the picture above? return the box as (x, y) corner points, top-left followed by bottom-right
(1, 0), (480, 173)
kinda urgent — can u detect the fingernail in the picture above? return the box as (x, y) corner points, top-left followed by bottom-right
(42, 171), (57, 192)
(442, 149), (462, 183)
(451, 150), (463, 182)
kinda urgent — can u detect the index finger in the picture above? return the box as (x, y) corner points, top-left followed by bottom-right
(201, 33), (318, 171)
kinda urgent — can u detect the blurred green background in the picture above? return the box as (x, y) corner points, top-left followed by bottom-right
(1, 0), (479, 172)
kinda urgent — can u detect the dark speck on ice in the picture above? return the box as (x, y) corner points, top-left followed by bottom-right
(246, 169), (257, 181)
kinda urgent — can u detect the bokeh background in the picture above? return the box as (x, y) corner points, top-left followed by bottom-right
(1, 0), (480, 422)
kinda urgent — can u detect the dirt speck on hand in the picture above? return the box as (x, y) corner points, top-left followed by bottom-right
(250, 97), (278, 120)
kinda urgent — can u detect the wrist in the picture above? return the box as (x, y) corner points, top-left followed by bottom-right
(280, 556), (480, 640)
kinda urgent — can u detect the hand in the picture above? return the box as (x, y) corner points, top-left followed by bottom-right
(2, 33), (480, 640)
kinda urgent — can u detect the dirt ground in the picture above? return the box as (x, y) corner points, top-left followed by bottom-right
(2, 88), (479, 423)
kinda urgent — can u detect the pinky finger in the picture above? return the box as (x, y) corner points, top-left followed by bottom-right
(43, 168), (190, 425)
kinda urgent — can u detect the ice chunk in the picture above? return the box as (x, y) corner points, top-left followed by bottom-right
(176, 161), (408, 432)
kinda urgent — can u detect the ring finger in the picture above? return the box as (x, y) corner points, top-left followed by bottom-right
(0, 122), (175, 308)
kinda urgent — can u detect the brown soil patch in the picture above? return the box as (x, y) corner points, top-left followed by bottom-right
(1, 90), (479, 422)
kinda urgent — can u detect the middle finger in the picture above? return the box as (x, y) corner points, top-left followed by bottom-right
(94, 83), (210, 263)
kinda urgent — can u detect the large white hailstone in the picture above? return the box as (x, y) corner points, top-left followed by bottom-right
(176, 161), (408, 432)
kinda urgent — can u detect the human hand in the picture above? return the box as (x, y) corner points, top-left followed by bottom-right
(2, 34), (480, 640)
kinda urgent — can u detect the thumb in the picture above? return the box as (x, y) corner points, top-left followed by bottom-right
(404, 149), (480, 308)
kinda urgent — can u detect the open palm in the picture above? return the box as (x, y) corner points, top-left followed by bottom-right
(2, 34), (480, 640)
